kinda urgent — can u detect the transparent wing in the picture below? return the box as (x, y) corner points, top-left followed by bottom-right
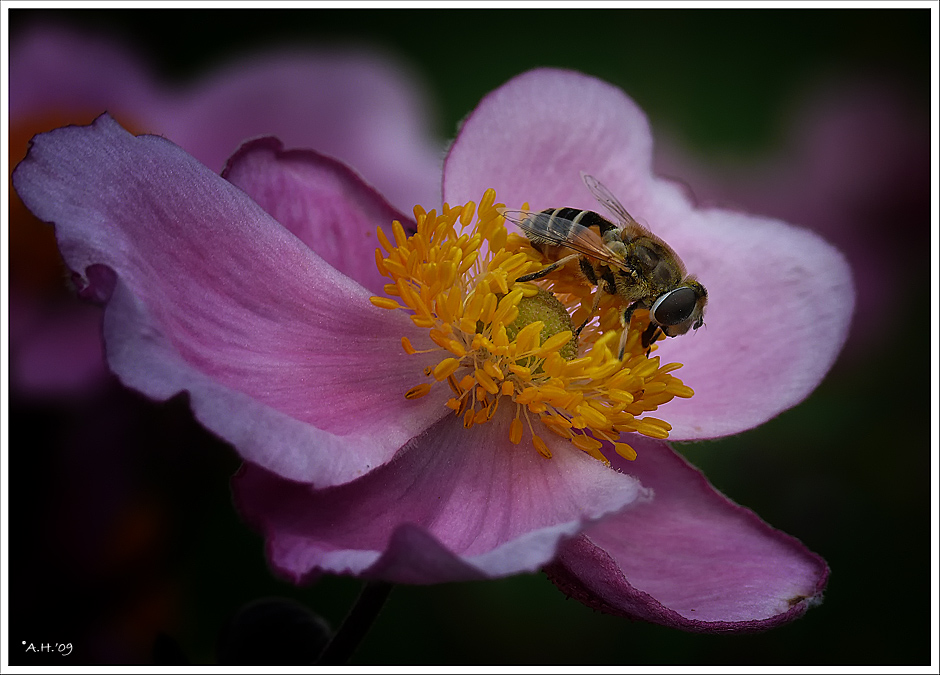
(499, 207), (630, 270)
(580, 172), (647, 231)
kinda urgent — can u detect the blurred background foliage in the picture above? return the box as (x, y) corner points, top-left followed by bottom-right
(7, 7), (932, 666)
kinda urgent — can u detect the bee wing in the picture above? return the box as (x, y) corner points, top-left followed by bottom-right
(580, 173), (693, 280)
(499, 207), (630, 270)
(580, 172), (648, 231)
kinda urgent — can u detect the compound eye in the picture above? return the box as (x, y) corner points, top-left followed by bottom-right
(651, 287), (697, 326)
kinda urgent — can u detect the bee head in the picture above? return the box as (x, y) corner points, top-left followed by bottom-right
(650, 280), (707, 338)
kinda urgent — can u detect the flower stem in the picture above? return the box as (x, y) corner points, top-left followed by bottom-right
(316, 581), (394, 665)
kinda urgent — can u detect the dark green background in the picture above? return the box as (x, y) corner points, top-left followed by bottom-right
(9, 8), (932, 666)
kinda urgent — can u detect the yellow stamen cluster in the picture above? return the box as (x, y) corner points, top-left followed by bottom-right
(369, 189), (694, 464)
(502, 228), (650, 351)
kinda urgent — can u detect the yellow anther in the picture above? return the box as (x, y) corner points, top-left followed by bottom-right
(607, 388), (634, 404)
(480, 292), (498, 324)
(513, 321), (545, 354)
(464, 291), (485, 323)
(577, 404), (610, 430)
(493, 325), (509, 349)
(440, 260), (458, 289)
(377, 227), (395, 253)
(433, 358), (461, 381)
(542, 353), (567, 378)
(513, 387), (540, 405)
(374, 251), (390, 275)
(483, 360), (503, 381)
(499, 251), (529, 271)
(572, 434), (603, 454)
(518, 282), (541, 297)
(405, 383), (432, 400)
(507, 366), (530, 380)
(634, 421), (670, 439)
(542, 414), (573, 430)
(480, 188), (496, 214)
(445, 340), (467, 357)
(458, 251), (479, 275)
(370, 296), (402, 310)
(536, 330), (573, 357)
(614, 442), (637, 461)
(632, 358), (660, 380)
(392, 220), (409, 248)
(474, 368), (500, 395)
(401, 336), (418, 355)
(666, 382), (695, 398)
(492, 289), (524, 325)
(532, 435), (552, 458)
(380, 257), (407, 278)
(460, 201), (476, 226)
(458, 317), (478, 335)
(373, 190), (694, 464)
(510, 418), (524, 444)
(428, 329), (451, 349)
(490, 269), (510, 295)
(527, 401), (548, 414)
(659, 362), (684, 375)
(585, 360), (622, 381)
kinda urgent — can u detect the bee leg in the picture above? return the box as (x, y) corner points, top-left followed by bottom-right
(617, 304), (638, 360)
(574, 290), (604, 339)
(516, 253), (581, 282)
(640, 322), (662, 357)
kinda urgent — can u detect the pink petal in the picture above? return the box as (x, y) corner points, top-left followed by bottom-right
(655, 79), (928, 359)
(546, 436), (828, 632)
(10, 24), (160, 123)
(11, 25), (443, 214)
(222, 138), (414, 295)
(233, 408), (650, 583)
(443, 68), (854, 439)
(164, 49), (443, 211)
(650, 207), (853, 439)
(13, 115), (450, 487)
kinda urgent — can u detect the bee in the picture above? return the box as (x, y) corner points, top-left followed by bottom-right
(501, 172), (707, 359)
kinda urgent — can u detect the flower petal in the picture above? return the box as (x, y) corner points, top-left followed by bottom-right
(11, 25), (443, 213)
(222, 137), (414, 295)
(443, 68), (658, 214)
(165, 49), (443, 211)
(12, 114), (450, 486)
(10, 24), (160, 123)
(233, 409), (650, 584)
(647, 208), (853, 439)
(545, 436), (828, 632)
(655, 79), (928, 360)
(443, 68), (854, 439)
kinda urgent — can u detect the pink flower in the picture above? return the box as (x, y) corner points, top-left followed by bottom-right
(653, 78), (928, 359)
(9, 25), (442, 396)
(12, 68), (853, 633)
(11, 24), (441, 211)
